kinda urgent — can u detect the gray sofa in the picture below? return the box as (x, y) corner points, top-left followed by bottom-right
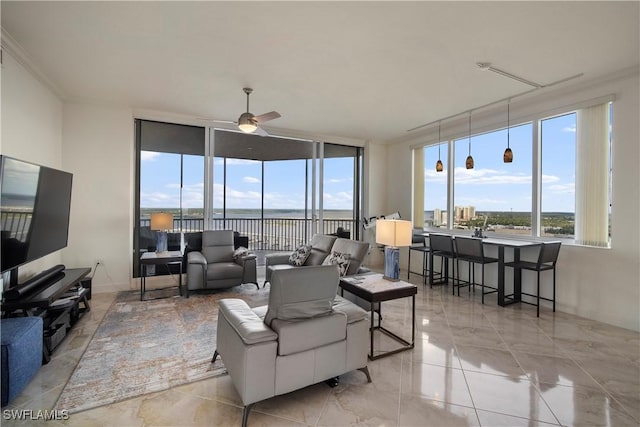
(213, 265), (371, 427)
(264, 234), (370, 285)
(186, 230), (258, 294)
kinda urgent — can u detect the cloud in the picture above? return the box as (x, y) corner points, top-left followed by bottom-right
(214, 158), (260, 166)
(141, 151), (161, 162)
(141, 182), (205, 208)
(243, 176), (261, 184)
(323, 191), (353, 209)
(562, 124), (577, 133)
(453, 167), (532, 185)
(456, 196), (509, 206)
(424, 168), (447, 182)
(327, 177), (353, 184)
(541, 174), (560, 184)
(547, 182), (575, 194)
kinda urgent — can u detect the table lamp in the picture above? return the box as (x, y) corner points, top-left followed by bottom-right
(150, 212), (173, 253)
(376, 219), (412, 281)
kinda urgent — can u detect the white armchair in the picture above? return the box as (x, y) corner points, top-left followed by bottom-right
(213, 265), (371, 427)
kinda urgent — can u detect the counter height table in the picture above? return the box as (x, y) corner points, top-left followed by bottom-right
(422, 233), (544, 307)
(480, 238), (543, 306)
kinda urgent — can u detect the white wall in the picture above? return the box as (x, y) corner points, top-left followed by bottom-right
(384, 70), (640, 331)
(362, 140), (388, 266)
(62, 104), (133, 292)
(1, 50), (65, 281)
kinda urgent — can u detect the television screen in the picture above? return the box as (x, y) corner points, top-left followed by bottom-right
(0, 156), (73, 274)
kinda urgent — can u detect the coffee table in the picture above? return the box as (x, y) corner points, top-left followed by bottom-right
(339, 273), (417, 360)
(140, 251), (183, 301)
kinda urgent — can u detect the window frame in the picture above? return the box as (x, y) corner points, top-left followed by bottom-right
(414, 100), (613, 248)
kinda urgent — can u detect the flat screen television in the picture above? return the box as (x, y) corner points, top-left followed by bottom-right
(0, 155), (73, 284)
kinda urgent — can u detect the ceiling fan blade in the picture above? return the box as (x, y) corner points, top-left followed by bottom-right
(254, 126), (269, 136)
(195, 117), (237, 124)
(254, 111), (281, 123)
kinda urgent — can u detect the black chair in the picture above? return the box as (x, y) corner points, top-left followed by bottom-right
(428, 234), (456, 288)
(407, 230), (430, 284)
(504, 241), (561, 317)
(454, 236), (498, 302)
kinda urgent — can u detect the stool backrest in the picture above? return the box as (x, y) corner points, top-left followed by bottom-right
(412, 229), (426, 246)
(538, 241), (562, 268)
(429, 233), (454, 255)
(454, 236), (484, 259)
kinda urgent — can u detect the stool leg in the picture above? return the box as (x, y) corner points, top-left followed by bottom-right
(553, 268), (556, 312)
(536, 271), (541, 317)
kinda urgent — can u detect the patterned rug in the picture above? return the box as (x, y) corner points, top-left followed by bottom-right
(55, 283), (270, 413)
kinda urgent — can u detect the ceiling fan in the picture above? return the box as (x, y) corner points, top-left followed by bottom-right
(212, 88), (281, 136)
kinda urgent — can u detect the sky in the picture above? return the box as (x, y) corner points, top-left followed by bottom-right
(140, 154), (354, 211)
(140, 113), (578, 214)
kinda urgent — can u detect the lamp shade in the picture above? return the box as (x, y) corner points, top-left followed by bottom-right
(376, 219), (412, 247)
(150, 212), (174, 231)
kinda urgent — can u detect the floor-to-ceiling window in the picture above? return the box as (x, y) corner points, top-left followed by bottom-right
(134, 124), (364, 273)
(134, 120), (205, 277)
(322, 143), (362, 239)
(210, 130), (363, 252)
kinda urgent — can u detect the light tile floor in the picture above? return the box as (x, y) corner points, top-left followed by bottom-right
(3, 269), (639, 426)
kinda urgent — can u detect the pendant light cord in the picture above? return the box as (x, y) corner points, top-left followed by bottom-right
(468, 112), (472, 155)
(507, 100), (510, 148)
(438, 121), (441, 158)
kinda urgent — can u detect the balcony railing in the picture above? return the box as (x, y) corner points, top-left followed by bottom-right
(139, 217), (357, 252)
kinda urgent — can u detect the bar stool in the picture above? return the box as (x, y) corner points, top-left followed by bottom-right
(407, 231), (430, 284)
(504, 241), (561, 317)
(454, 236), (498, 302)
(428, 233), (456, 288)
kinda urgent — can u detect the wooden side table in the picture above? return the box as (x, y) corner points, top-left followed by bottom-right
(140, 251), (183, 301)
(339, 273), (417, 360)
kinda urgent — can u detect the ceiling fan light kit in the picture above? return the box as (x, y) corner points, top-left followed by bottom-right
(238, 112), (257, 133)
(236, 87), (281, 135)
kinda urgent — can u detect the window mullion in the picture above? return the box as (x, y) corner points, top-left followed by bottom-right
(532, 119), (541, 236)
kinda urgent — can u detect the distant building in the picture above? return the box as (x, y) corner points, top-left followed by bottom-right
(433, 208), (448, 227)
(454, 205), (476, 222)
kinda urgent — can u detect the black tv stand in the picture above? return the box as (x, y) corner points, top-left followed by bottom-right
(1, 268), (91, 363)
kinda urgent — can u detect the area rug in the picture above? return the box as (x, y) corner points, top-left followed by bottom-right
(55, 283), (270, 413)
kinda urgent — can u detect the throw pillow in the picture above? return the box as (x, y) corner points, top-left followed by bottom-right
(322, 251), (351, 276)
(288, 245), (311, 266)
(233, 246), (250, 260)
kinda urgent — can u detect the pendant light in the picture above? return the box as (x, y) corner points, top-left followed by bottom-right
(503, 100), (513, 163)
(435, 121), (444, 172)
(465, 112), (474, 169)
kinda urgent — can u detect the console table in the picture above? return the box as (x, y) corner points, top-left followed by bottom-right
(140, 251), (183, 301)
(339, 273), (416, 360)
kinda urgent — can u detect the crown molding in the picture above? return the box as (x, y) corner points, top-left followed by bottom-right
(1, 27), (65, 100)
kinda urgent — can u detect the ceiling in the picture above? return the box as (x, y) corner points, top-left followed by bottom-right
(2, 1), (638, 142)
